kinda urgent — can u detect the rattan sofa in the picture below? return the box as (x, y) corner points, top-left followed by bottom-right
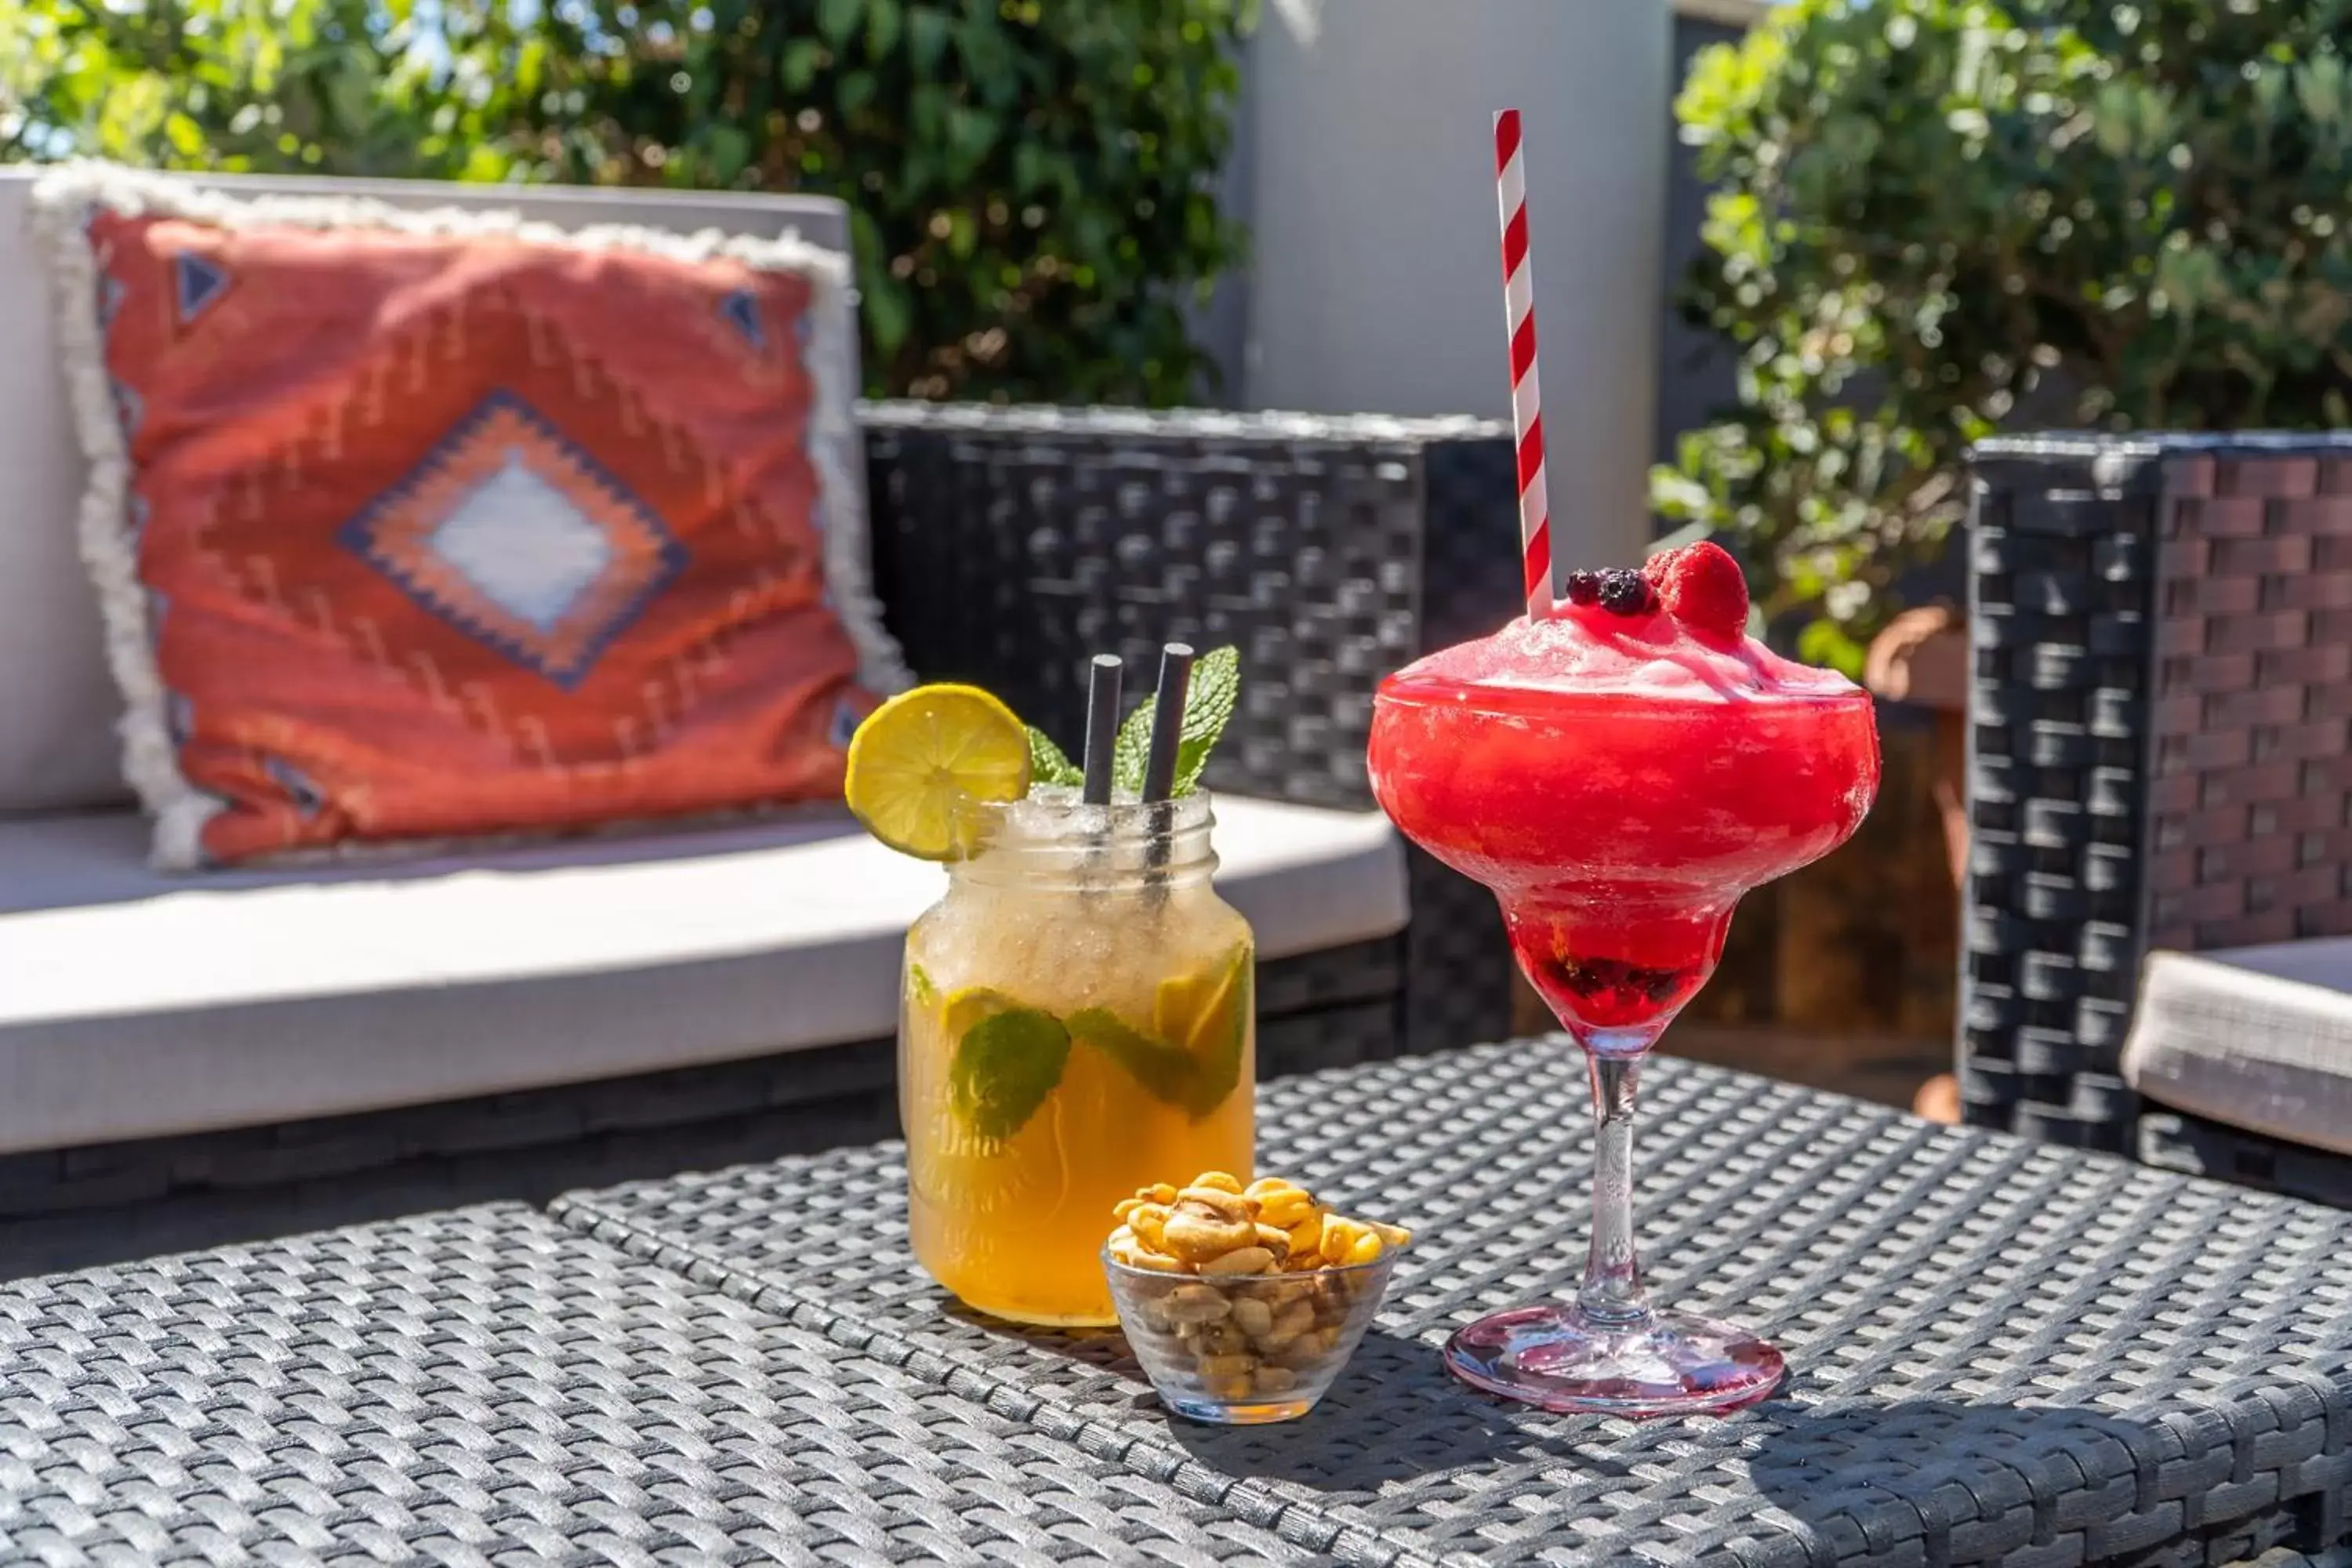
(0, 172), (1523, 1276)
(1961, 433), (2352, 1207)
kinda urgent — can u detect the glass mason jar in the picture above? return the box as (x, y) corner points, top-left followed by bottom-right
(901, 789), (1255, 1327)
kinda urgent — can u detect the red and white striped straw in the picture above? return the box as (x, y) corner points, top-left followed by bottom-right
(1493, 108), (1552, 621)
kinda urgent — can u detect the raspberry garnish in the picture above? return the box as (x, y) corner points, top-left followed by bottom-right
(1563, 570), (1602, 608)
(1596, 568), (1657, 616)
(1642, 539), (1750, 641)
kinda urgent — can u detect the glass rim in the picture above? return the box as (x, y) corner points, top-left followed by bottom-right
(960, 787), (1216, 826)
(947, 788), (1219, 882)
(1374, 672), (1872, 717)
(1098, 1240), (1408, 1283)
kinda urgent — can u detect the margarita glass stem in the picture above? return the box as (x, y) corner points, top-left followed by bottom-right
(1576, 1029), (1661, 1330)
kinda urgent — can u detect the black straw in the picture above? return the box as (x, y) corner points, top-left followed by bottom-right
(1139, 643), (1195, 804)
(1080, 655), (1122, 804)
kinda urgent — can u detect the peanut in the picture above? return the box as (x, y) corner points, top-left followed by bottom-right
(1123, 1203), (1170, 1254)
(1272, 1327), (1343, 1370)
(1265, 1276), (1316, 1309)
(1230, 1297), (1275, 1338)
(1271, 1335), (1328, 1371)
(1109, 1226), (1185, 1275)
(1320, 1216), (1383, 1267)
(1192, 1319), (1248, 1356)
(1200, 1369), (1254, 1402)
(1198, 1245), (1277, 1277)
(1257, 1299), (1316, 1352)
(1252, 1366), (1299, 1396)
(1246, 1176), (1319, 1226)
(1165, 1283), (1232, 1326)
(1189, 1171), (1246, 1195)
(1162, 1218), (1254, 1264)
(1174, 1186), (1257, 1223)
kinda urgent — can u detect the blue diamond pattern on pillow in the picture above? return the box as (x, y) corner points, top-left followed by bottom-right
(340, 392), (687, 689)
(429, 456), (619, 632)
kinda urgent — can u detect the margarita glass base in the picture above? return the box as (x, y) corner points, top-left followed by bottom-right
(1441, 1303), (1784, 1417)
(1437, 1029), (1788, 1420)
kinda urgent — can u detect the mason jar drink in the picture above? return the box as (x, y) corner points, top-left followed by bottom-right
(900, 788), (1255, 1326)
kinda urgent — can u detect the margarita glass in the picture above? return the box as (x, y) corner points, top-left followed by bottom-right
(1367, 545), (1879, 1415)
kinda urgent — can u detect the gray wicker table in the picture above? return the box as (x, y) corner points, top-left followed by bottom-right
(551, 1042), (2352, 1568)
(0, 1204), (1316, 1565)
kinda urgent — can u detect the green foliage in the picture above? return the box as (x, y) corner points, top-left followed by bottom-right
(1, 0), (1254, 405)
(1655, 0), (2352, 673)
(0, 0), (511, 176)
(1025, 725), (1084, 788)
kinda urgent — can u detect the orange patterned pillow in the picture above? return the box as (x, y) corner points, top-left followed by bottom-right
(37, 169), (908, 868)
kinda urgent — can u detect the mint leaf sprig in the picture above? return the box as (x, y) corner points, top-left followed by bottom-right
(1112, 644), (1237, 799)
(1028, 726), (1084, 788)
(1021, 644), (1240, 799)
(1016, 648), (1232, 804)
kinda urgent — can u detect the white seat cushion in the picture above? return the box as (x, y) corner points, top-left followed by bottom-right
(2122, 942), (2352, 1156)
(0, 797), (1405, 1153)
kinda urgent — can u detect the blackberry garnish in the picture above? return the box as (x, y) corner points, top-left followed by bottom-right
(1563, 570), (1603, 608)
(1596, 568), (1657, 615)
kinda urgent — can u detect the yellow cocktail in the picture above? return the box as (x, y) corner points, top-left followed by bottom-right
(899, 789), (1254, 1325)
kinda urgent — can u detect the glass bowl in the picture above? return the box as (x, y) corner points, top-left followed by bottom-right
(1103, 1246), (1405, 1424)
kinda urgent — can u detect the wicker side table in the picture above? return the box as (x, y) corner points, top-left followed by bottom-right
(0, 1205), (1320, 1566)
(554, 1041), (2352, 1568)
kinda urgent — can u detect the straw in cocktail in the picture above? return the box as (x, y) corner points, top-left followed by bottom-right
(1495, 106), (1554, 622)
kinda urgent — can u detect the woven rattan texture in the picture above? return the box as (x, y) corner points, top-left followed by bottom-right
(1402, 848), (1515, 1054)
(2140, 1109), (2352, 1210)
(1962, 439), (2159, 1156)
(2144, 449), (2352, 953)
(553, 1041), (2352, 1568)
(0, 1204), (1319, 1566)
(1405, 431), (1522, 1052)
(1, 942), (1403, 1281)
(1964, 436), (2352, 1203)
(864, 404), (1506, 813)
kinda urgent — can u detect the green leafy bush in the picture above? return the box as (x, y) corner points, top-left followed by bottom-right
(1, 0), (1253, 405)
(1656, 0), (2352, 673)
(0, 1), (505, 176)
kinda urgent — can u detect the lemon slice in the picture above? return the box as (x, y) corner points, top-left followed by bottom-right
(847, 684), (1031, 859)
(1153, 943), (1253, 1116)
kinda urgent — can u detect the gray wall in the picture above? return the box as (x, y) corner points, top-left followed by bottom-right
(1232, 0), (1674, 575)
